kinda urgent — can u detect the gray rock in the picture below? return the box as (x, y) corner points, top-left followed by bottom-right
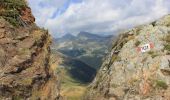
(86, 15), (170, 100)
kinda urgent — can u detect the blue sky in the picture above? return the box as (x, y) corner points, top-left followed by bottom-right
(28, 0), (170, 38)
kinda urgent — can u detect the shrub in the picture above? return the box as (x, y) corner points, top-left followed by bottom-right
(18, 48), (30, 55)
(0, 0), (27, 9)
(136, 28), (141, 35)
(128, 35), (135, 41)
(155, 80), (168, 89)
(148, 51), (154, 55)
(148, 51), (158, 58)
(164, 34), (170, 43)
(0, 0), (27, 26)
(164, 44), (170, 51)
(167, 23), (170, 27)
(163, 33), (170, 54)
(135, 40), (141, 47)
(3, 17), (19, 26)
(111, 55), (121, 63)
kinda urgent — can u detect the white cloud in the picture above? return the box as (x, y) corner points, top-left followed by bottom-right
(28, 0), (67, 27)
(28, 0), (170, 37)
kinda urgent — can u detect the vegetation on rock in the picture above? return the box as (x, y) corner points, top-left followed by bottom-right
(164, 33), (170, 53)
(0, 0), (34, 26)
(155, 80), (168, 89)
(0, 1), (60, 99)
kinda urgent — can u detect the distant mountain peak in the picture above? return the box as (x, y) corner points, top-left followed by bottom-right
(62, 33), (75, 39)
(78, 31), (91, 35)
(63, 33), (74, 37)
(77, 31), (102, 39)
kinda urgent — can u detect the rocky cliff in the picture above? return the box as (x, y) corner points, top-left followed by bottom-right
(0, 0), (60, 99)
(85, 15), (170, 100)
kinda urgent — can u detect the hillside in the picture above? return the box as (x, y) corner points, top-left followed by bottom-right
(51, 52), (96, 100)
(85, 15), (170, 100)
(0, 0), (60, 99)
(52, 32), (114, 69)
(52, 52), (96, 83)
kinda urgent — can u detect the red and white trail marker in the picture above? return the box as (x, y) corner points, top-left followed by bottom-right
(137, 43), (154, 53)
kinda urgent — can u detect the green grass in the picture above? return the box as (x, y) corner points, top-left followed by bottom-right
(135, 40), (141, 47)
(148, 51), (154, 55)
(1, 17), (18, 26)
(0, 0), (27, 26)
(18, 48), (31, 56)
(136, 28), (141, 35)
(148, 51), (158, 58)
(155, 80), (168, 89)
(0, 0), (27, 9)
(111, 55), (121, 63)
(57, 68), (87, 100)
(164, 44), (170, 51)
(164, 34), (170, 43)
(163, 33), (170, 53)
(167, 23), (170, 27)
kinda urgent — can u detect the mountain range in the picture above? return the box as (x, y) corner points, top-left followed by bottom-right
(52, 31), (114, 69)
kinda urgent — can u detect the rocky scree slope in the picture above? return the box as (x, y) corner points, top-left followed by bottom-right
(85, 15), (170, 100)
(0, 0), (60, 99)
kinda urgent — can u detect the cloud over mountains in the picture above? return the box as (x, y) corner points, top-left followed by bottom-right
(28, 0), (170, 37)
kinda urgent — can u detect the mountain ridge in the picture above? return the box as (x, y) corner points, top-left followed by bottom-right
(0, 0), (61, 99)
(51, 51), (96, 83)
(52, 31), (114, 69)
(85, 15), (170, 100)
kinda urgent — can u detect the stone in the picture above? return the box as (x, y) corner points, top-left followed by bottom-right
(0, 38), (16, 44)
(17, 38), (35, 49)
(86, 15), (170, 100)
(0, 29), (5, 38)
(14, 29), (30, 40)
(109, 87), (125, 97)
(0, 48), (6, 67)
(0, 19), (6, 28)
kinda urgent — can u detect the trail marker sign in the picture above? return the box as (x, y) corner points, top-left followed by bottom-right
(137, 43), (154, 53)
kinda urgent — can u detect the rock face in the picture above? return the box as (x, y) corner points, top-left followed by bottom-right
(0, 0), (60, 99)
(20, 7), (35, 24)
(85, 15), (170, 100)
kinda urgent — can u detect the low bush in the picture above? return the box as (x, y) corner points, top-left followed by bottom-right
(164, 44), (170, 51)
(155, 80), (168, 89)
(163, 33), (170, 54)
(0, 0), (27, 9)
(135, 40), (141, 47)
(148, 51), (158, 58)
(0, 0), (27, 26)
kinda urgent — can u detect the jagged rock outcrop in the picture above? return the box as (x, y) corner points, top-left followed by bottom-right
(85, 15), (170, 100)
(0, 0), (60, 99)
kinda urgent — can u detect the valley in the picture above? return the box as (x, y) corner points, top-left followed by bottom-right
(52, 32), (114, 69)
(51, 32), (114, 99)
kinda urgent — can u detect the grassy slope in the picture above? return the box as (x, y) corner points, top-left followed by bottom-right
(51, 50), (96, 100)
(58, 67), (87, 100)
